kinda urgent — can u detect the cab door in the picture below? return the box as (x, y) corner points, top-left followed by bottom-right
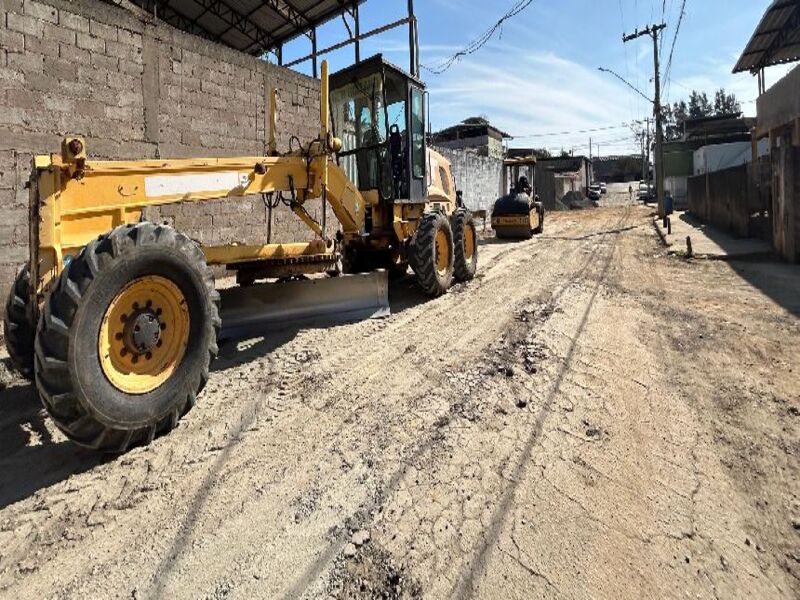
(406, 83), (427, 204)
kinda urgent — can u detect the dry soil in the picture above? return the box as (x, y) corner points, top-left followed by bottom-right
(0, 192), (798, 599)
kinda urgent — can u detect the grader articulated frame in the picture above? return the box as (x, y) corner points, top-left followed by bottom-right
(4, 57), (478, 452)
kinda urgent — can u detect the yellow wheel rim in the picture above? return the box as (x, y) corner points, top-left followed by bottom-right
(435, 229), (450, 276)
(99, 275), (190, 395)
(464, 222), (475, 260)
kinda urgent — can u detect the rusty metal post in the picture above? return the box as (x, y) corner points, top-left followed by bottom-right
(353, 0), (360, 63)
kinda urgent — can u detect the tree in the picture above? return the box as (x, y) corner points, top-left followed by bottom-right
(661, 89), (741, 141)
(662, 100), (689, 141)
(688, 91), (712, 119)
(713, 88), (741, 116)
(532, 148), (551, 159)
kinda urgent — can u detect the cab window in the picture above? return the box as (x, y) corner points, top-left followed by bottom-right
(439, 166), (450, 196)
(410, 87), (425, 179)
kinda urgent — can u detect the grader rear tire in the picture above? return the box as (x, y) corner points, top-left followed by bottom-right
(3, 264), (35, 379)
(452, 209), (478, 282)
(412, 212), (454, 297)
(34, 223), (220, 452)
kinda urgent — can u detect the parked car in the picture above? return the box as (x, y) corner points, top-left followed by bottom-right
(588, 184), (602, 202)
(600, 182), (607, 195)
(638, 182), (653, 202)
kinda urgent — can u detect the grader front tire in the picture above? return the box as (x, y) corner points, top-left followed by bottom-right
(3, 264), (35, 379)
(34, 223), (220, 452)
(412, 212), (454, 297)
(452, 209), (478, 282)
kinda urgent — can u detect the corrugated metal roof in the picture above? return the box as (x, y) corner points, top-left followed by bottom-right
(734, 0), (800, 73)
(128, 0), (365, 56)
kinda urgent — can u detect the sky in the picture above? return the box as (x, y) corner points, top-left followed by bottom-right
(279, 0), (791, 156)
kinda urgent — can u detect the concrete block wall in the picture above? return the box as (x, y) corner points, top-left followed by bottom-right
(688, 164), (755, 238)
(770, 127), (799, 262)
(432, 146), (502, 213)
(0, 0), (322, 322)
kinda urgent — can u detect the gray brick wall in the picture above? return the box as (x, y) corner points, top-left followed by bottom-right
(433, 146), (503, 213)
(0, 0), (322, 325)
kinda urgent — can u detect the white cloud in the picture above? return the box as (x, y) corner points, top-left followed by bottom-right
(427, 49), (647, 154)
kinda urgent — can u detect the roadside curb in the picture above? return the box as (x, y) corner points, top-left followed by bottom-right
(652, 216), (670, 247)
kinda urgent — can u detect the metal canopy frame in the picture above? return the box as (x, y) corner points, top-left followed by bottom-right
(129, 0), (420, 79)
(734, 0), (800, 77)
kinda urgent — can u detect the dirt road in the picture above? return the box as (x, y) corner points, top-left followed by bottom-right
(1, 204), (798, 599)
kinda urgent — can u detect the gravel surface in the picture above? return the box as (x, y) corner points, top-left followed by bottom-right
(0, 200), (798, 599)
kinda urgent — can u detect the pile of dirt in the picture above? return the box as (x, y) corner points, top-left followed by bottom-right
(561, 191), (596, 210)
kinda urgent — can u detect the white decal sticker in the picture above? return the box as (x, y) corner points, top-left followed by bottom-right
(144, 172), (245, 198)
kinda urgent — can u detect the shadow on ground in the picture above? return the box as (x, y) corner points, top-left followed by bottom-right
(0, 374), (107, 510)
(672, 214), (799, 319)
(728, 259), (800, 319)
(0, 275), (434, 509)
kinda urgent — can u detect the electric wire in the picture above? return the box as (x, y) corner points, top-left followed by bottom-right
(421, 0), (536, 74)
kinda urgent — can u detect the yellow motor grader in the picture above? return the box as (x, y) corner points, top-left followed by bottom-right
(3, 56), (478, 452)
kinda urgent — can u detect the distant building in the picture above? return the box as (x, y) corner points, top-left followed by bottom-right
(592, 155), (645, 183)
(661, 114), (758, 209)
(533, 155), (593, 194)
(432, 117), (511, 159)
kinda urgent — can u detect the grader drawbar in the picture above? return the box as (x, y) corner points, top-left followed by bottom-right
(4, 56), (478, 452)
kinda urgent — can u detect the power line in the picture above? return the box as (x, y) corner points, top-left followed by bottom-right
(598, 67), (653, 103)
(663, 0), (687, 94)
(421, 0), (535, 75)
(515, 121), (643, 139)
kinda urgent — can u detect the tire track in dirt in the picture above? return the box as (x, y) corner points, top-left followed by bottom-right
(452, 210), (627, 598)
(289, 209), (634, 598)
(0, 209), (636, 598)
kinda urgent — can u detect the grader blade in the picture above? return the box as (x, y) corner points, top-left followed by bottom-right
(218, 271), (390, 340)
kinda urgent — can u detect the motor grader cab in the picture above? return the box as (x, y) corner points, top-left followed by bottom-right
(3, 58), (478, 453)
(328, 55), (476, 285)
(491, 156), (545, 240)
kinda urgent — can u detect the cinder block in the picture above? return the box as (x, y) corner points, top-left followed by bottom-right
(58, 42), (89, 62)
(0, 67), (25, 89)
(44, 55), (79, 79)
(42, 94), (75, 113)
(24, 32), (59, 56)
(0, 27), (25, 51)
(117, 28), (142, 48)
(59, 10), (89, 33)
(105, 40), (143, 63)
(7, 12), (44, 37)
(0, 0), (24, 14)
(105, 105), (134, 121)
(89, 19), (117, 42)
(76, 32), (104, 53)
(43, 22), (75, 45)
(23, 0), (57, 23)
(90, 51), (118, 71)
(7, 50), (43, 72)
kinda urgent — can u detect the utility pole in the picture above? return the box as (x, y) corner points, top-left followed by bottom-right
(624, 23), (667, 218)
(646, 117), (651, 184)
